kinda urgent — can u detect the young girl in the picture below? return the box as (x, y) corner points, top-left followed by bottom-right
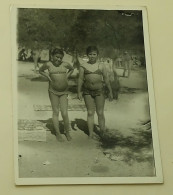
(77, 46), (113, 138)
(39, 48), (74, 142)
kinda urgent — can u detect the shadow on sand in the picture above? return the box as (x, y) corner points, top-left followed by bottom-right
(38, 118), (65, 135)
(39, 118), (100, 137)
(71, 118), (101, 137)
(39, 117), (152, 150)
(38, 118), (154, 164)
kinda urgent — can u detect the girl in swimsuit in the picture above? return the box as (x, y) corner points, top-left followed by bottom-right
(77, 46), (113, 138)
(39, 48), (74, 142)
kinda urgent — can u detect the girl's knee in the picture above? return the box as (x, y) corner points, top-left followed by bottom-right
(87, 110), (95, 117)
(61, 110), (68, 118)
(52, 109), (59, 116)
(97, 110), (104, 117)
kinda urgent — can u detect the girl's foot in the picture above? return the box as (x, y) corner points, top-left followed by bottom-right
(65, 132), (72, 141)
(56, 133), (64, 142)
(88, 134), (93, 139)
(100, 130), (106, 138)
(88, 133), (99, 140)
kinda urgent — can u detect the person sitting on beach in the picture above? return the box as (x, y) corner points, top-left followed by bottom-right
(39, 48), (74, 142)
(77, 46), (113, 139)
(18, 48), (27, 61)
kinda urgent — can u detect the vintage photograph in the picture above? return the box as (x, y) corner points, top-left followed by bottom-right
(12, 6), (163, 184)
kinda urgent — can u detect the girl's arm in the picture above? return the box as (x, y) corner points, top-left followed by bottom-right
(77, 67), (84, 100)
(39, 62), (52, 82)
(102, 65), (113, 101)
(66, 62), (74, 78)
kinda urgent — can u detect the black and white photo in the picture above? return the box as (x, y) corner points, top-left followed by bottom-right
(11, 6), (163, 185)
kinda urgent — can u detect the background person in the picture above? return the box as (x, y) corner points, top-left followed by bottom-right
(32, 40), (41, 73)
(122, 51), (132, 78)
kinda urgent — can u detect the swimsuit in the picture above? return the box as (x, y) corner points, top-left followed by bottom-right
(81, 62), (104, 98)
(82, 66), (102, 75)
(83, 88), (104, 98)
(48, 62), (69, 96)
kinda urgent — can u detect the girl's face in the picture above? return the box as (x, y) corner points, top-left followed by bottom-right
(87, 51), (98, 64)
(52, 53), (63, 65)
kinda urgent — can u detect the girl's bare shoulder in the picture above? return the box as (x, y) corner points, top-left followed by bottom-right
(80, 61), (88, 68)
(61, 61), (69, 65)
(61, 61), (74, 69)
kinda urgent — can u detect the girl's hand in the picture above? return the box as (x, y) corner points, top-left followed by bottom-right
(108, 92), (113, 101)
(77, 92), (83, 101)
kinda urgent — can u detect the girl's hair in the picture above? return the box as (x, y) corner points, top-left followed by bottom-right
(86, 46), (99, 55)
(51, 48), (64, 56)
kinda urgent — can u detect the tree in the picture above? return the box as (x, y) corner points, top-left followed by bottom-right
(17, 8), (145, 58)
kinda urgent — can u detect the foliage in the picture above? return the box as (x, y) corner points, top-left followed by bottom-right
(17, 9), (144, 57)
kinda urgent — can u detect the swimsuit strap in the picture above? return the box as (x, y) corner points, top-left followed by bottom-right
(50, 71), (66, 74)
(49, 62), (67, 74)
(82, 66), (92, 74)
(82, 62), (102, 75)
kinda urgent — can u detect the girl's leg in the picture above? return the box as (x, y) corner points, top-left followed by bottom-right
(59, 94), (72, 141)
(95, 94), (106, 133)
(49, 92), (64, 142)
(84, 95), (95, 137)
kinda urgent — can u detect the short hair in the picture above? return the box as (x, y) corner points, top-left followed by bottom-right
(86, 46), (99, 55)
(51, 48), (64, 56)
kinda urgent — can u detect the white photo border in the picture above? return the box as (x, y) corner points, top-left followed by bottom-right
(11, 5), (163, 185)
